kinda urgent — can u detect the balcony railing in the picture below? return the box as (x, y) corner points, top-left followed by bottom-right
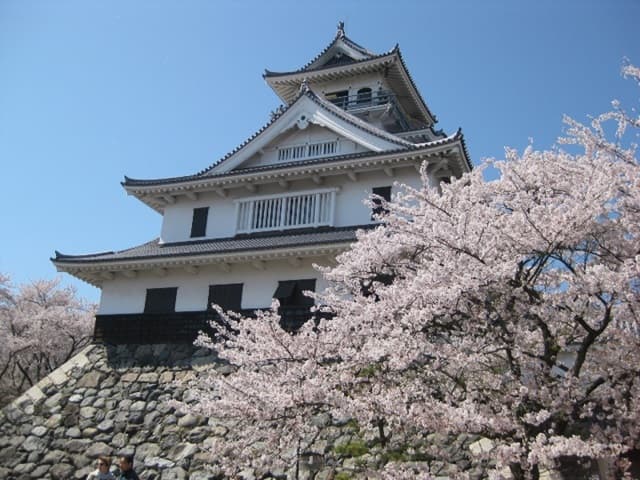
(277, 139), (339, 162)
(235, 189), (336, 234)
(94, 307), (333, 344)
(326, 89), (393, 110)
(327, 89), (411, 131)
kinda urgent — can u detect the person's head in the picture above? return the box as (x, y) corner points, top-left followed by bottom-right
(96, 456), (111, 472)
(119, 454), (134, 472)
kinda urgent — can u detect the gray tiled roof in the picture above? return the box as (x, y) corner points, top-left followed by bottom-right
(264, 48), (396, 78)
(53, 225), (375, 265)
(122, 129), (469, 188)
(194, 88), (412, 176)
(264, 46), (436, 126)
(263, 26), (379, 76)
(122, 88), (422, 187)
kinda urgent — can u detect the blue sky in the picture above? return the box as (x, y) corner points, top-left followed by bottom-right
(0, 0), (638, 303)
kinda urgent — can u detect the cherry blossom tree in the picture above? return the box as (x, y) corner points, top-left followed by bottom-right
(183, 65), (640, 479)
(0, 275), (95, 407)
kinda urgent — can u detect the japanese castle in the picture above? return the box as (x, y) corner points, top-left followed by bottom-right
(52, 23), (472, 343)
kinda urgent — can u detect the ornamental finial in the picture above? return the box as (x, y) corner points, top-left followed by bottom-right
(337, 21), (345, 37)
(299, 78), (309, 94)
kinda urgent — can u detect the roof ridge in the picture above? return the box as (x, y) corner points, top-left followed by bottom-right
(53, 239), (161, 261)
(122, 137), (464, 188)
(264, 49), (396, 78)
(180, 88), (410, 179)
(193, 87), (313, 177)
(264, 24), (385, 78)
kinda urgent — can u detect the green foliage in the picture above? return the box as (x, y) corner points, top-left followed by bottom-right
(333, 439), (369, 458)
(334, 473), (353, 480)
(344, 418), (360, 433)
(356, 363), (378, 378)
(381, 448), (408, 462)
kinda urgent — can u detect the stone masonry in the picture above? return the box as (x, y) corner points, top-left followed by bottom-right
(0, 343), (491, 480)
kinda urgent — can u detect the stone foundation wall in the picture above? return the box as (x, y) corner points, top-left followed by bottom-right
(0, 343), (487, 480)
(0, 344), (225, 480)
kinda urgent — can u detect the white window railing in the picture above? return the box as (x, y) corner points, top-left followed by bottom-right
(277, 139), (339, 162)
(235, 189), (337, 234)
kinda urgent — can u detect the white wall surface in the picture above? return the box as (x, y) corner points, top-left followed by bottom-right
(241, 124), (366, 169)
(159, 167), (426, 243)
(98, 258), (330, 315)
(312, 72), (390, 99)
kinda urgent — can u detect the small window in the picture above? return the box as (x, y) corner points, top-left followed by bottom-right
(190, 207), (209, 238)
(356, 87), (372, 105)
(274, 279), (316, 307)
(208, 283), (243, 312)
(325, 90), (349, 109)
(144, 287), (177, 314)
(371, 186), (392, 219)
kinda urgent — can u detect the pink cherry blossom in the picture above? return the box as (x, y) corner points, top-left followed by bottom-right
(181, 66), (640, 479)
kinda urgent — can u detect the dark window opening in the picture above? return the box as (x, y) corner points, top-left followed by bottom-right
(360, 273), (394, 300)
(326, 90), (349, 109)
(144, 287), (178, 314)
(208, 283), (243, 312)
(274, 279), (316, 307)
(356, 87), (372, 105)
(274, 279), (317, 332)
(371, 186), (392, 219)
(190, 207), (209, 238)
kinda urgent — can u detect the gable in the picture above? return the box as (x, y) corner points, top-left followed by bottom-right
(321, 51), (358, 68)
(304, 37), (373, 71)
(235, 124), (373, 171)
(208, 93), (411, 175)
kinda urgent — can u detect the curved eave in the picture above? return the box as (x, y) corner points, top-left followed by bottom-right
(291, 30), (378, 73)
(264, 48), (395, 82)
(123, 138), (466, 211)
(53, 243), (352, 288)
(161, 87), (410, 183)
(265, 51), (436, 126)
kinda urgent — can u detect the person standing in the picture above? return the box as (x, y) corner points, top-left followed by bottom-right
(86, 456), (116, 480)
(116, 454), (140, 480)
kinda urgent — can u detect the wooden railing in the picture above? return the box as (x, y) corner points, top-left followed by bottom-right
(327, 89), (394, 110)
(94, 307), (333, 344)
(327, 89), (411, 131)
(235, 189), (336, 234)
(277, 139), (338, 162)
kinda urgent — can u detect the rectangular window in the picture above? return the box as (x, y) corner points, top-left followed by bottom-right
(144, 287), (178, 314)
(274, 279), (316, 307)
(190, 207), (209, 238)
(371, 186), (392, 219)
(208, 283), (243, 312)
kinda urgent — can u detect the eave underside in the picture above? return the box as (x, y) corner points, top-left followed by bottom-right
(123, 136), (470, 212)
(265, 53), (435, 127)
(53, 226), (373, 287)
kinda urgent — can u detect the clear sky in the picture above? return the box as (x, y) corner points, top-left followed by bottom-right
(0, 0), (638, 303)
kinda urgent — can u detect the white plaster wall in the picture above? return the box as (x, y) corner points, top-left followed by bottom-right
(311, 72), (391, 99)
(241, 125), (365, 169)
(330, 169), (423, 227)
(160, 166), (426, 243)
(98, 258), (329, 315)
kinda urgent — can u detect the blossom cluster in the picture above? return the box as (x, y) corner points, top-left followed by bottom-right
(182, 66), (640, 479)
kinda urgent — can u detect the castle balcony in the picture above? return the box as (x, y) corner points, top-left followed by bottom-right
(94, 306), (332, 344)
(326, 89), (413, 132)
(235, 188), (337, 235)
